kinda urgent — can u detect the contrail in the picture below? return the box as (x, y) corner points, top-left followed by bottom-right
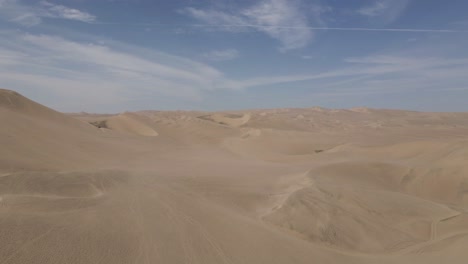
(194, 24), (468, 33)
(94, 22), (468, 33)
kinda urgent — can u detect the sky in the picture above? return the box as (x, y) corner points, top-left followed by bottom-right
(0, 0), (468, 113)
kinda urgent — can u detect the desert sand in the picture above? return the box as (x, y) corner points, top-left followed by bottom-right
(1, 88), (468, 263)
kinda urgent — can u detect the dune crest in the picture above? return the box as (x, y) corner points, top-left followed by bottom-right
(199, 113), (251, 127)
(98, 113), (159, 137)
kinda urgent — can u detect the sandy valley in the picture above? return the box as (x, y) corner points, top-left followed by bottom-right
(1, 88), (468, 263)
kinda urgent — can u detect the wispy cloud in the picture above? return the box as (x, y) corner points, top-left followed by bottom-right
(40, 1), (96, 23)
(227, 55), (468, 90)
(0, 31), (227, 111)
(1, 29), (467, 111)
(309, 4), (333, 26)
(219, 53), (468, 110)
(182, 0), (313, 51)
(358, 0), (409, 25)
(188, 25), (467, 33)
(241, 0), (313, 51)
(179, 0), (464, 35)
(202, 49), (239, 61)
(91, 21), (468, 33)
(0, 0), (96, 26)
(358, 0), (388, 17)
(182, 7), (247, 32)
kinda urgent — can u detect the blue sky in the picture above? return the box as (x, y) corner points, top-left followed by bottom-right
(1, 0), (468, 112)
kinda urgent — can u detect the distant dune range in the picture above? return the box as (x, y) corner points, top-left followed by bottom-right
(1, 88), (468, 263)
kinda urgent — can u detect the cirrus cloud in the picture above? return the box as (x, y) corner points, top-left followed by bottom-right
(182, 0), (314, 51)
(357, 0), (410, 25)
(0, 30), (228, 111)
(0, 0), (96, 26)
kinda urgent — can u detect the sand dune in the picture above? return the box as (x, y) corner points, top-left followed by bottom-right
(89, 113), (159, 137)
(199, 113), (251, 127)
(264, 163), (463, 253)
(1, 89), (468, 263)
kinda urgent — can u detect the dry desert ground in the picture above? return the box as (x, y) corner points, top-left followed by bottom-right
(1, 88), (468, 263)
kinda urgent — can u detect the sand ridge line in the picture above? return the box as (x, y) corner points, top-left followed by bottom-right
(258, 170), (314, 219)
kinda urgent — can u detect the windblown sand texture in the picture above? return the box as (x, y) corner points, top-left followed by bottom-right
(2, 88), (468, 263)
